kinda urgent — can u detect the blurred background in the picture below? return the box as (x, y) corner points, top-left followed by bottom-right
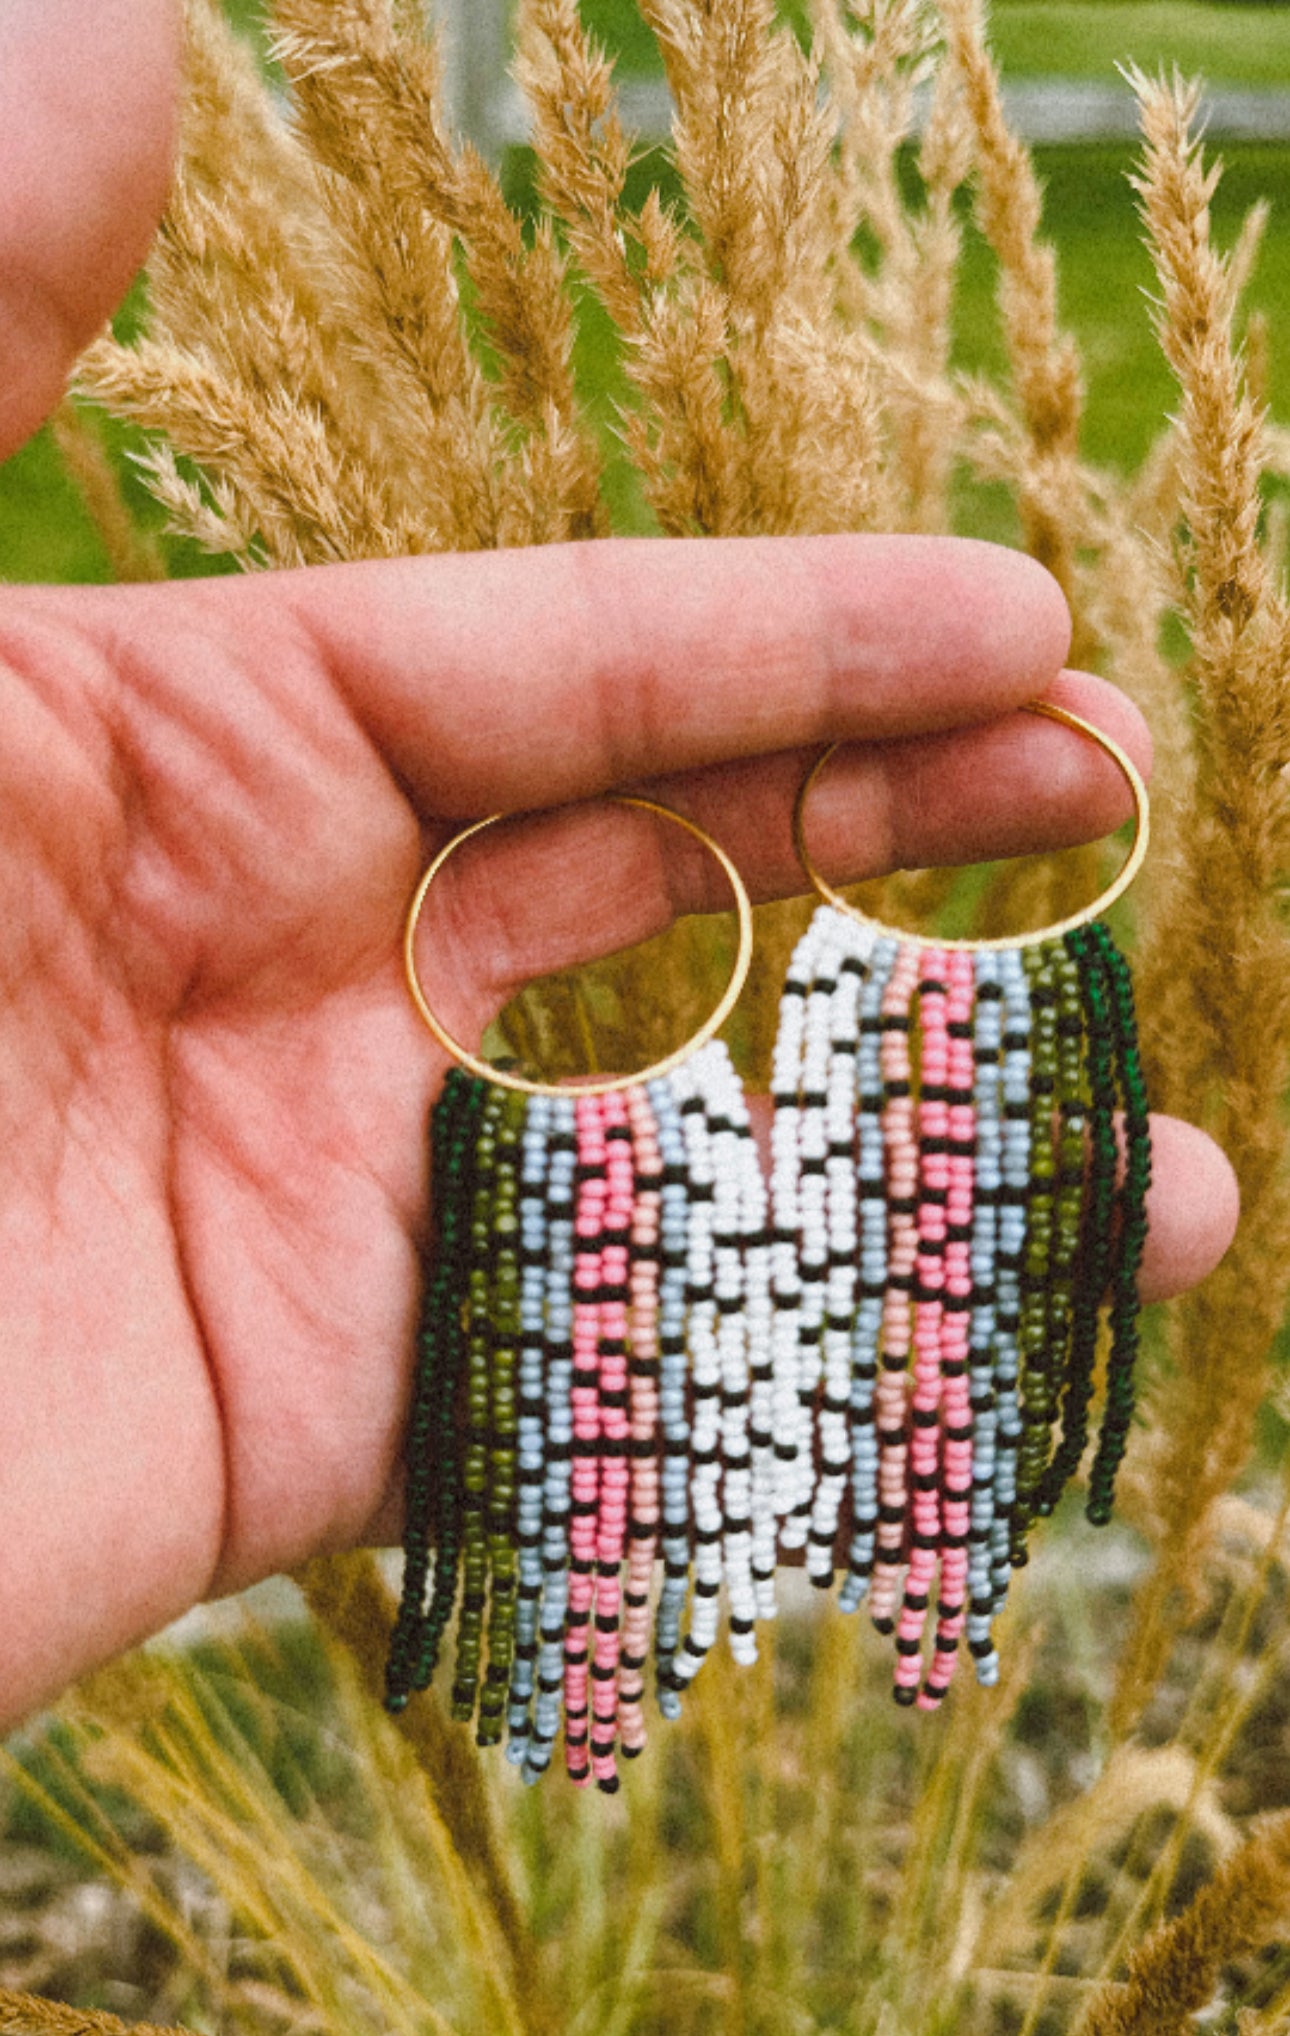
(4, 0), (1290, 584)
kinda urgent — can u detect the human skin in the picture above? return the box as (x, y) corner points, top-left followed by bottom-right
(0, 0), (1238, 1733)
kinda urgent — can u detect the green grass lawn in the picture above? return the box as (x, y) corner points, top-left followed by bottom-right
(579, 0), (1290, 83)
(987, 2), (1290, 84)
(0, 430), (97, 586)
(960, 140), (1290, 473)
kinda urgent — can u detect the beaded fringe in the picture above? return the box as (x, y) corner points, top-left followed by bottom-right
(385, 906), (1151, 1784)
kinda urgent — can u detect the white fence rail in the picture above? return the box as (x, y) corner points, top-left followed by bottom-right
(432, 1), (1290, 155)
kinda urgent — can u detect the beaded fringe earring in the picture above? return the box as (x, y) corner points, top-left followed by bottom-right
(776, 701), (1151, 1707)
(386, 709), (1152, 1780)
(386, 797), (768, 1792)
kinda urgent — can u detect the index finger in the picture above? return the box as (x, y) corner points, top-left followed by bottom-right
(245, 532), (1073, 814)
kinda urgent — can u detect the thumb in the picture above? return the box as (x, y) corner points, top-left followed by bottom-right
(0, 0), (181, 462)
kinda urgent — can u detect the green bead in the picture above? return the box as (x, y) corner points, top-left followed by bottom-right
(1082, 922), (1151, 1524)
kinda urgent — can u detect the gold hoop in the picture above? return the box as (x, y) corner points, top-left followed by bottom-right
(792, 701), (1150, 953)
(404, 795), (755, 1099)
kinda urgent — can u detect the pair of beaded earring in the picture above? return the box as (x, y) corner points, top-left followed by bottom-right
(385, 703), (1151, 1792)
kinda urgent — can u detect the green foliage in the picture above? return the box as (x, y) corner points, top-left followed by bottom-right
(0, 428), (114, 586)
(987, 1), (1290, 80)
(960, 141), (1290, 473)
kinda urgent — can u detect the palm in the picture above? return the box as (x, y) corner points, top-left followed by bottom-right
(3, 585), (447, 1691)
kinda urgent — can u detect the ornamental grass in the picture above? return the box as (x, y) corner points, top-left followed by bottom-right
(6, 0), (1290, 2029)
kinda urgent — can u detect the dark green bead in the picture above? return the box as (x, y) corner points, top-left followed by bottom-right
(1083, 922), (1151, 1524)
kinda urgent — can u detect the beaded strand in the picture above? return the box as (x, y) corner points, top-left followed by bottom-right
(386, 1069), (480, 1711)
(650, 1072), (695, 1721)
(768, 914), (834, 1542)
(1012, 944), (1060, 1552)
(965, 954), (1004, 1685)
(505, 1096), (553, 1761)
(451, 1086), (506, 1721)
(477, 1093), (524, 1746)
(588, 1090), (635, 1791)
(807, 929), (868, 1591)
(618, 1086), (663, 1758)
(1042, 925), (1119, 1537)
(922, 947), (977, 1708)
(838, 937), (898, 1613)
(788, 936), (839, 1554)
(1034, 950), (1091, 1512)
(521, 1096), (577, 1784)
(991, 950), (1031, 1607)
(736, 1075), (778, 1627)
(564, 1093), (608, 1784)
(893, 946), (953, 1705)
(667, 1049), (725, 1699)
(868, 941), (921, 1635)
(708, 1049), (760, 1662)
(1073, 922), (1152, 1525)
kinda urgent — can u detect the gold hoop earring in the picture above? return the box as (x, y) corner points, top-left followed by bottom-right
(791, 701), (1149, 948)
(388, 794), (765, 1792)
(772, 700), (1151, 1710)
(403, 795), (753, 1096)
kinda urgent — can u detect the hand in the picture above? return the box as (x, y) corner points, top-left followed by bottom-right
(0, 0), (1237, 1733)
